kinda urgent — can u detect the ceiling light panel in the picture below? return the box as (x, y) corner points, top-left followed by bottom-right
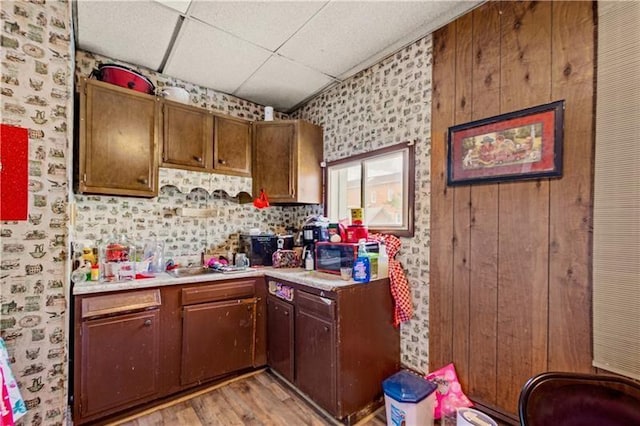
(189, 1), (328, 51)
(76, 0), (180, 70)
(278, 1), (452, 77)
(235, 55), (335, 111)
(164, 19), (272, 94)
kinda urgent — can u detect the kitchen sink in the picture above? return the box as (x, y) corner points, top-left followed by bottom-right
(166, 266), (220, 278)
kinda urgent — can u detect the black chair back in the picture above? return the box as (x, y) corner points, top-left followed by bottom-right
(518, 372), (640, 426)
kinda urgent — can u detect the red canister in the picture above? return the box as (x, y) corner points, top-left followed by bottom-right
(346, 225), (368, 243)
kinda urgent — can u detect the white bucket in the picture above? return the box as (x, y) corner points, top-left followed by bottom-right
(456, 408), (498, 426)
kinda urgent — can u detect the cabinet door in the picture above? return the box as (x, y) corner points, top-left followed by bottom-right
(162, 101), (212, 170)
(80, 79), (158, 197)
(181, 298), (256, 385)
(215, 115), (251, 176)
(267, 296), (294, 382)
(295, 293), (337, 415)
(80, 310), (160, 418)
(253, 122), (295, 201)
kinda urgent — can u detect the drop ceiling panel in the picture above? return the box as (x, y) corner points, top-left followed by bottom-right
(164, 19), (272, 94)
(189, 1), (328, 51)
(235, 55), (335, 111)
(76, 0), (180, 70)
(278, 1), (456, 77)
(153, 0), (192, 14)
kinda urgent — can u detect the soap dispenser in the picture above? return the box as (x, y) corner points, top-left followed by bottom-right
(305, 249), (314, 271)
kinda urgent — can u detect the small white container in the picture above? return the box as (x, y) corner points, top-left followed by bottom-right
(264, 106), (274, 121)
(160, 87), (190, 104)
(383, 370), (437, 426)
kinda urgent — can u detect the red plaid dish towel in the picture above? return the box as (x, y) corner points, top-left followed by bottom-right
(371, 234), (413, 326)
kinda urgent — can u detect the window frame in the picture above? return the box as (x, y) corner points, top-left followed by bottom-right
(323, 141), (415, 237)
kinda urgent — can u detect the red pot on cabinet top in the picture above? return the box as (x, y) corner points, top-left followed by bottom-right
(92, 64), (155, 95)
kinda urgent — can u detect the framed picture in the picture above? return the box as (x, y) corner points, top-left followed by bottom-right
(447, 100), (564, 186)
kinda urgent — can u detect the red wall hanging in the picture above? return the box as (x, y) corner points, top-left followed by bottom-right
(1, 124), (29, 221)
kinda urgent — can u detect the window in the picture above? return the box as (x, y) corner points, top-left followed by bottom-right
(326, 142), (414, 237)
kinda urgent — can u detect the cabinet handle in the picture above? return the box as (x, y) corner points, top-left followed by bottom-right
(144, 319), (152, 327)
(323, 325), (329, 332)
(137, 177), (149, 185)
(283, 311), (289, 316)
(193, 156), (202, 163)
(218, 159), (227, 165)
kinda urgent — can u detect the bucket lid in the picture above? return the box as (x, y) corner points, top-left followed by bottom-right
(457, 408), (498, 426)
(382, 370), (437, 403)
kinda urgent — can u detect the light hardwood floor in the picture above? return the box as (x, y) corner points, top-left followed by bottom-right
(110, 370), (387, 426)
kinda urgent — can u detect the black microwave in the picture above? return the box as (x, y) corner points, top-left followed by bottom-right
(315, 242), (379, 274)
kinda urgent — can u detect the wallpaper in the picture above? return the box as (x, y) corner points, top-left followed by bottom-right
(1, 3), (432, 424)
(0, 1), (73, 425)
(294, 36), (433, 372)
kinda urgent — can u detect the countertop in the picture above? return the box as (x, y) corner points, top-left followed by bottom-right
(73, 267), (361, 296)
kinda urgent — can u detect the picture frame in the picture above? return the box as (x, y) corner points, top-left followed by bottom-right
(447, 100), (564, 186)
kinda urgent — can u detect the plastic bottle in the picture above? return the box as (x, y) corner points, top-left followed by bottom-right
(305, 250), (314, 271)
(378, 242), (389, 279)
(368, 251), (379, 280)
(352, 239), (371, 283)
(90, 264), (100, 281)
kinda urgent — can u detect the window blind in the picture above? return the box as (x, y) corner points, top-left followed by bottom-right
(592, 1), (640, 380)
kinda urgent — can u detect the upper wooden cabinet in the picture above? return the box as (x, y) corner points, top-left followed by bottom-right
(78, 78), (159, 197)
(161, 103), (252, 177)
(214, 115), (252, 176)
(253, 120), (323, 204)
(161, 100), (213, 170)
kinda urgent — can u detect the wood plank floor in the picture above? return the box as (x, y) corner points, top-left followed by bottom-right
(110, 370), (387, 426)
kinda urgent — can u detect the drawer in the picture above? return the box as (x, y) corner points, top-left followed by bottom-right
(81, 289), (161, 319)
(181, 279), (256, 306)
(296, 290), (335, 320)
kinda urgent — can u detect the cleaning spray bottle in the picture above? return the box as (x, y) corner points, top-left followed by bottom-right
(352, 239), (371, 283)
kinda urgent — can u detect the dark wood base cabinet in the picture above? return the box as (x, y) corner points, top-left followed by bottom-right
(73, 275), (398, 425)
(266, 276), (400, 424)
(72, 278), (267, 425)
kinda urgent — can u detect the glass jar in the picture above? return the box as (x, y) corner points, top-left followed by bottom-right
(99, 233), (136, 282)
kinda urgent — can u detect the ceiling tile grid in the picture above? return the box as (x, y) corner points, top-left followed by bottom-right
(75, 0), (481, 111)
(76, 0), (180, 70)
(234, 54), (336, 111)
(163, 19), (273, 94)
(189, 1), (328, 51)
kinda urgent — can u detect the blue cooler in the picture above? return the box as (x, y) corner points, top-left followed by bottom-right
(382, 370), (437, 426)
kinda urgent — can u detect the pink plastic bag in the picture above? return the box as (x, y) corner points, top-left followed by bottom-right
(425, 363), (473, 419)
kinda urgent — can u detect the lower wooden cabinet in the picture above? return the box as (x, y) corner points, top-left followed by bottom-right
(265, 277), (400, 423)
(80, 309), (160, 418)
(181, 298), (257, 385)
(73, 278), (267, 425)
(267, 295), (295, 382)
(73, 275), (396, 425)
(295, 292), (337, 414)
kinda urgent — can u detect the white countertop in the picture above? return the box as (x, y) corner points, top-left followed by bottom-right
(73, 267), (359, 295)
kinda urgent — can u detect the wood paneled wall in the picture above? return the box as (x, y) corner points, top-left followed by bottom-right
(429, 1), (595, 421)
